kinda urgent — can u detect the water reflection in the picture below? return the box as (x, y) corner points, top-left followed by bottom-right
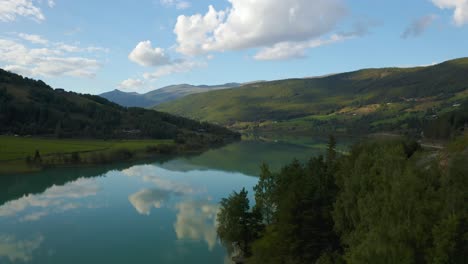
(159, 140), (326, 176)
(174, 200), (219, 251)
(0, 178), (100, 222)
(0, 140), (322, 263)
(0, 235), (44, 262)
(129, 189), (174, 215)
(122, 165), (200, 194)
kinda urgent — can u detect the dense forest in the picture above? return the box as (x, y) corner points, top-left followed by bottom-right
(0, 69), (239, 142)
(217, 136), (467, 263)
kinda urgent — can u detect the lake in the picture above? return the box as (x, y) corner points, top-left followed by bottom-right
(0, 139), (341, 264)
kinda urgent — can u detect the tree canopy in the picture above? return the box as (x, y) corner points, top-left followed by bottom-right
(217, 136), (467, 263)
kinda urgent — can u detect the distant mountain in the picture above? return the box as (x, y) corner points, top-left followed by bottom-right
(99, 89), (156, 108)
(155, 57), (468, 137)
(99, 83), (241, 108)
(0, 69), (239, 140)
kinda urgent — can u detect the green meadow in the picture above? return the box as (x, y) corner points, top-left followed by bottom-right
(0, 136), (174, 174)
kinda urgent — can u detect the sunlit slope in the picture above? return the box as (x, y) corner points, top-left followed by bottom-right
(156, 58), (468, 125)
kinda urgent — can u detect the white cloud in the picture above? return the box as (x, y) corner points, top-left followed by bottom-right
(176, 1), (190, 10)
(0, 235), (44, 262)
(174, 0), (347, 56)
(129, 40), (171, 67)
(174, 201), (219, 251)
(143, 60), (206, 80)
(6, 56), (101, 78)
(432, 0), (468, 26)
(55, 43), (109, 53)
(0, 36), (106, 78)
(0, 0), (45, 22)
(47, 0), (55, 8)
(86, 46), (110, 53)
(18, 33), (48, 45)
(161, 0), (191, 10)
(119, 78), (145, 90)
(55, 43), (81, 52)
(173, 5), (226, 56)
(127, 39), (206, 81)
(402, 14), (438, 38)
(254, 24), (370, 61)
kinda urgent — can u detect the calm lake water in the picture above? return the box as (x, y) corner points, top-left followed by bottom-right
(0, 139), (340, 264)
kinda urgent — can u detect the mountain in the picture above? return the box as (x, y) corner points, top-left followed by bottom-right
(0, 69), (239, 141)
(155, 58), (468, 137)
(99, 89), (156, 108)
(99, 83), (241, 108)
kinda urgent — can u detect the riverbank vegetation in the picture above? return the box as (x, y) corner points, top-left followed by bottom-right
(0, 129), (238, 174)
(217, 134), (467, 263)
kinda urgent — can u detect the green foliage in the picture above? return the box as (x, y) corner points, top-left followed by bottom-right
(333, 140), (467, 264)
(217, 188), (263, 257)
(253, 163), (276, 225)
(218, 137), (467, 263)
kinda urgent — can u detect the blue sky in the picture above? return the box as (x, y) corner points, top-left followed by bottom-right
(0, 0), (467, 94)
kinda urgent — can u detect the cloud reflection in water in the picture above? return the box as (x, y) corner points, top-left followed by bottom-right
(0, 178), (100, 222)
(129, 189), (176, 215)
(174, 200), (219, 251)
(0, 234), (44, 263)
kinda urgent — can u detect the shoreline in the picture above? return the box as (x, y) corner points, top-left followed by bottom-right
(0, 136), (239, 175)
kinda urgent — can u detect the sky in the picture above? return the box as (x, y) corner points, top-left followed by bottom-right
(0, 0), (467, 95)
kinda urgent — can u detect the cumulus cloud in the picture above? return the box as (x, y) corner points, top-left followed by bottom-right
(174, 0), (347, 56)
(432, 0), (468, 26)
(174, 201), (219, 251)
(129, 41), (171, 67)
(402, 14), (438, 38)
(119, 78), (145, 90)
(161, 0), (191, 10)
(0, 36), (106, 78)
(0, 0), (45, 22)
(0, 235), (44, 262)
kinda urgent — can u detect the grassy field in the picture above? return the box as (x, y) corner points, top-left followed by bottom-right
(0, 136), (174, 174)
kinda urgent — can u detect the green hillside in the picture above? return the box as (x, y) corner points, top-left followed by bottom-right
(0, 69), (239, 141)
(156, 58), (468, 137)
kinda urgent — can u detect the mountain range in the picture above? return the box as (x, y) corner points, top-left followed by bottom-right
(0, 69), (238, 140)
(99, 83), (241, 108)
(155, 57), (468, 137)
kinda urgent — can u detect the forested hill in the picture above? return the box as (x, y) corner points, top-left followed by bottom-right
(156, 57), (468, 137)
(0, 69), (239, 140)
